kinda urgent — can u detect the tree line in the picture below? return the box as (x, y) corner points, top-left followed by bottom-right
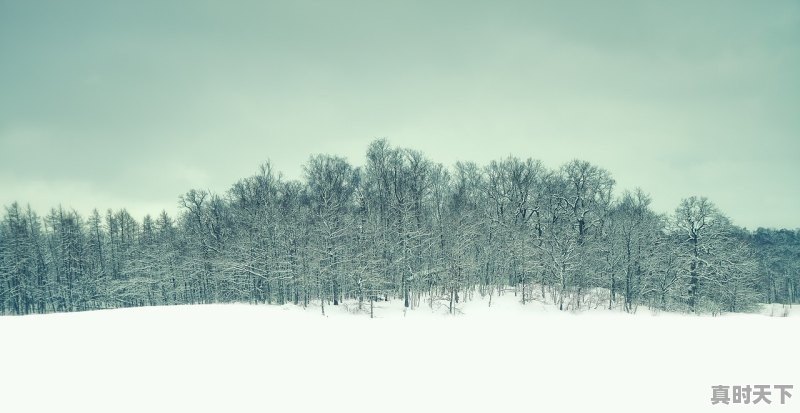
(1, 140), (798, 316)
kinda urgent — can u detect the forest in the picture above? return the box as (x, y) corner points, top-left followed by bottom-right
(1, 139), (798, 316)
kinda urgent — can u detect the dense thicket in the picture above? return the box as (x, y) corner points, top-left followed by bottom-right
(1, 140), (798, 315)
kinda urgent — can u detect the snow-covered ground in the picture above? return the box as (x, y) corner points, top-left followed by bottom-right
(0, 293), (797, 412)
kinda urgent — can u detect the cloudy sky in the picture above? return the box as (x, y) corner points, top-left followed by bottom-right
(1, 0), (798, 229)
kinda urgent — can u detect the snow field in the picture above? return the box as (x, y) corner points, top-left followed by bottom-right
(0, 293), (796, 412)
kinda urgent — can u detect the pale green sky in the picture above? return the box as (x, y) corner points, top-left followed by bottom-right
(1, 0), (798, 229)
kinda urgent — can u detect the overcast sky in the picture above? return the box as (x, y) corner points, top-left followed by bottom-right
(1, 0), (798, 229)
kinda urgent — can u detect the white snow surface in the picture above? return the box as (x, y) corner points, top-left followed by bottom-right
(0, 293), (797, 413)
